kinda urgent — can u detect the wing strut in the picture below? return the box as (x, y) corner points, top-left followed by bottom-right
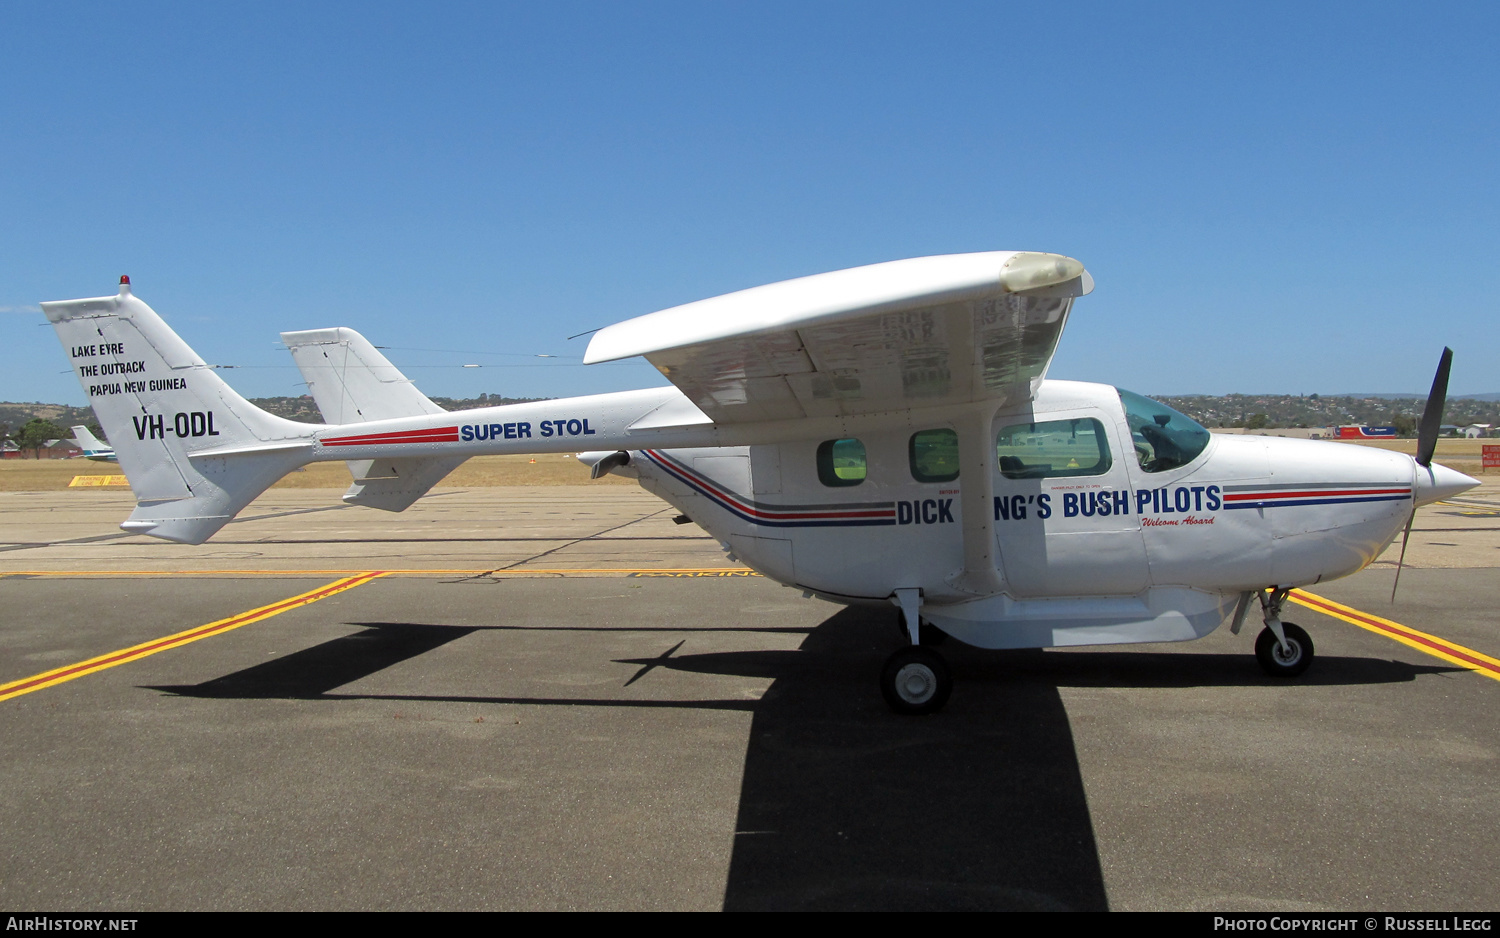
(948, 402), (1007, 596)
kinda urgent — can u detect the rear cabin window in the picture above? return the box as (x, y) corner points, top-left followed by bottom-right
(996, 418), (1112, 479)
(909, 428), (959, 483)
(1117, 389), (1211, 473)
(816, 438), (867, 487)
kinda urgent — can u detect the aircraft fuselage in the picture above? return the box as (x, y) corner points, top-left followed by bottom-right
(598, 380), (1466, 650)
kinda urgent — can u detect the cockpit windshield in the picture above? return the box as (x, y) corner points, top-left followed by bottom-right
(1117, 388), (1211, 473)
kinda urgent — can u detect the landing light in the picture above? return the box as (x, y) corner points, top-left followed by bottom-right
(998, 253), (1085, 293)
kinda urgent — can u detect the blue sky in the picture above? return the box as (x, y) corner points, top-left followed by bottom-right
(3, 2), (1497, 405)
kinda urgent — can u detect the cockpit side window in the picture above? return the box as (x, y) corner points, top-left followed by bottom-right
(996, 418), (1112, 479)
(1117, 388), (1211, 473)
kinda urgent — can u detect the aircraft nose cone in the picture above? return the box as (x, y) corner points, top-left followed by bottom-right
(1413, 461), (1480, 507)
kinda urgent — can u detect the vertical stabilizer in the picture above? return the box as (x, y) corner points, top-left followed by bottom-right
(281, 327), (445, 424)
(281, 326), (465, 509)
(70, 425), (109, 452)
(42, 279), (319, 543)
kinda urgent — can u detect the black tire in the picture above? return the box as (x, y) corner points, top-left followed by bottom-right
(1255, 622), (1314, 677)
(880, 646), (953, 715)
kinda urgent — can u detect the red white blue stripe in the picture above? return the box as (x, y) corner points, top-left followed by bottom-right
(1221, 482), (1411, 510)
(641, 449), (896, 527)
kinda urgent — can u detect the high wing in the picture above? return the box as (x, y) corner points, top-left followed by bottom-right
(584, 251), (1093, 424)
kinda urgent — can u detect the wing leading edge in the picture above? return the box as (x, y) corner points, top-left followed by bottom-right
(584, 252), (1092, 423)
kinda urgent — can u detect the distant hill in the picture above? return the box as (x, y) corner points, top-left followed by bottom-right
(1327, 392), (1500, 402)
(1156, 393), (1500, 433)
(0, 402), (97, 436)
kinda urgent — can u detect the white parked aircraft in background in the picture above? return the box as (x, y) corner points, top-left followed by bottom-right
(43, 255), (1478, 713)
(70, 425), (116, 462)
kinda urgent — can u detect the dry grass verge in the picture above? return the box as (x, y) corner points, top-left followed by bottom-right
(1326, 438), (1489, 473)
(0, 454), (627, 492)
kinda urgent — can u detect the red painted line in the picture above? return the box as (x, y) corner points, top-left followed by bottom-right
(328, 426), (459, 437)
(323, 429), (459, 442)
(330, 427), (457, 437)
(322, 427), (460, 446)
(322, 437), (457, 447)
(329, 431), (458, 439)
(1293, 593), (1500, 676)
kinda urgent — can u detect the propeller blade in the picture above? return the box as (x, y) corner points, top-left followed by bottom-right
(1415, 347), (1452, 468)
(1390, 506), (1416, 603)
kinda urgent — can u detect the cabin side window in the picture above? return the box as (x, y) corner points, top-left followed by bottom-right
(1116, 389), (1211, 473)
(909, 428), (959, 483)
(995, 418), (1112, 479)
(816, 438), (867, 487)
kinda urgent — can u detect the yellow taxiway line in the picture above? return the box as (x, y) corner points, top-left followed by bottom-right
(1290, 589), (1500, 682)
(6, 572), (1488, 703)
(0, 568), (758, 577)
(0, 572), (388, 703)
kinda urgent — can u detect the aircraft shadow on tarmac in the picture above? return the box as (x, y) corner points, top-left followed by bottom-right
(147, 608), (1456, 912)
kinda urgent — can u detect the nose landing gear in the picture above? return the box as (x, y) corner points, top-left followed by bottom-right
(1255, 622), (1314, 676)
(1252, 587), (1315, 677)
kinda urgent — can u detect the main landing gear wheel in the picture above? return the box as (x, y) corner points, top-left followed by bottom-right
(881, 647), (953, 715)
(1255, 622), (1314, 677)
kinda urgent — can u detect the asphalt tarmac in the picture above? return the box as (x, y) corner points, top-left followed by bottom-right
(1, 482), (1497, 911)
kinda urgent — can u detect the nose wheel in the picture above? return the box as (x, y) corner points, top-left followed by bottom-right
(880, 646), (953, 714)
(1255, 621), (1314, 677)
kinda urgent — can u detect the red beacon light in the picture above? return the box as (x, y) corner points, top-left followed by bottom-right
(119, 275), (130, 286)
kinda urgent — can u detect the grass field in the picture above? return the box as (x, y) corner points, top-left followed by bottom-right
(0, 453), (629, 492)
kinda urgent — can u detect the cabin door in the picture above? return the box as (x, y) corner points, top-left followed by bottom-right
(992, 409), (1149, 597)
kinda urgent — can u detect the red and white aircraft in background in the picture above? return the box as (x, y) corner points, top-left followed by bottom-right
(44, 253), (1477, 712)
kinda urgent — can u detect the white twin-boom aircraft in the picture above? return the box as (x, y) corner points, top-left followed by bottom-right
(44, 253), (1478, 712)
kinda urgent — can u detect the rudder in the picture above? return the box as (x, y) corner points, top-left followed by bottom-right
(282, 326), (466, 510)
(43, 278), (319, 543)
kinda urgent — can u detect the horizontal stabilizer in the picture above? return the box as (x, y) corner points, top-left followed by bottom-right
(120, 449), (311, 543)
(343, 456), (467, 511)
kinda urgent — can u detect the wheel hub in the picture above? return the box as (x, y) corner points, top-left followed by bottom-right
(1274, 640), (1301, 665)
(897, 663), (936, 703)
